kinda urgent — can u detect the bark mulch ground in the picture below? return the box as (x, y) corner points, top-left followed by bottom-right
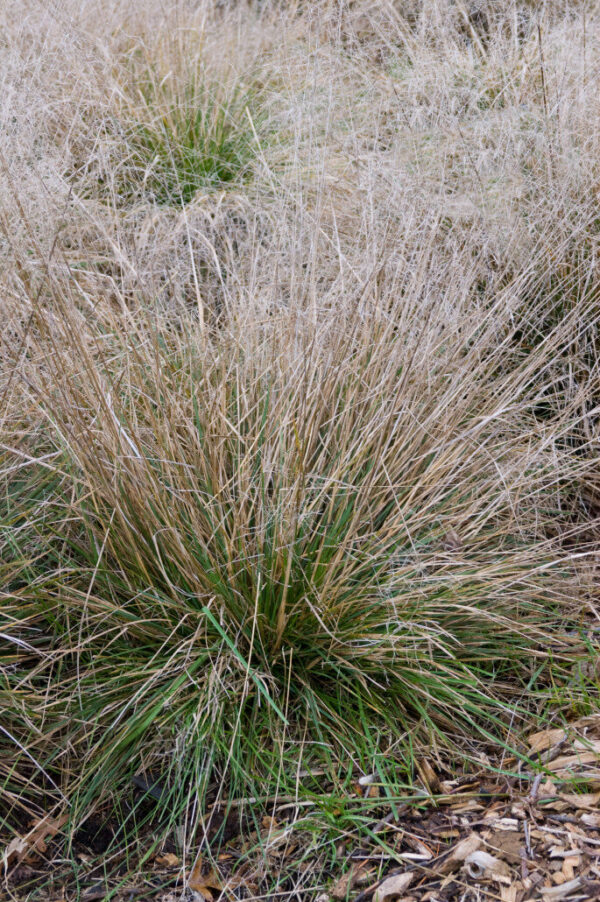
(3, 717), (600, 902)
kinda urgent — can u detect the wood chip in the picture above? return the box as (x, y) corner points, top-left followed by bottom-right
(464, 850), (511, 881)
(540, 877), (583, 898)
(528, 728), (568, 755)
(559, 792), (600, 811)
(547, 751), (599, 773)
(438, 833), (482, 874)
(373, 872), (414, 902)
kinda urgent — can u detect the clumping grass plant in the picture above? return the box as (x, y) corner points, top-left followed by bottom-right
(2, 250), (597, 838)
(63, 25), (267, 209)
(94, 61), (263, 207)
(1, 0), (599, 893)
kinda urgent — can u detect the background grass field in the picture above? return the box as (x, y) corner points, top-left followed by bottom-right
(1, 0), (599, 897)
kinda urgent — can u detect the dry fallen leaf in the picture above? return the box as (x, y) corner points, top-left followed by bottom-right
(188, 856), (222, 901)
(2, 836), (28, 870)
(155, 852), (180, 867)
(331, 862), (369, 900)
(188, 856), (205, 888)
(442, 528), (463, 552)
(416, 759), (441, 794)
(485, 829), (523, 865)
(373, 871), (414, 902)
(2, 814), (68, 869)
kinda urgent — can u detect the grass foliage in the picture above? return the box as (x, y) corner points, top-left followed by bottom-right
(1, 0), (599, 888)
(100, 62), (262, 206)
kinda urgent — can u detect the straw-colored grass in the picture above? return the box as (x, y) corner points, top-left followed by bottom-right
(1, 0), (599, 890)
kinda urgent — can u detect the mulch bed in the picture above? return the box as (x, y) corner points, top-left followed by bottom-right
(3, 717), (600, 902)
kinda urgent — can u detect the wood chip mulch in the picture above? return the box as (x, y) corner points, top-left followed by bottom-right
(3, 717), (600, 902)
(329, 715), (600, 902)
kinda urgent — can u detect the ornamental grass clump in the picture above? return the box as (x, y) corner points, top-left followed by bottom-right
(82, 48), (263, 207)
(119, 80), (258, 205)
(2, 244), (597, 835)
